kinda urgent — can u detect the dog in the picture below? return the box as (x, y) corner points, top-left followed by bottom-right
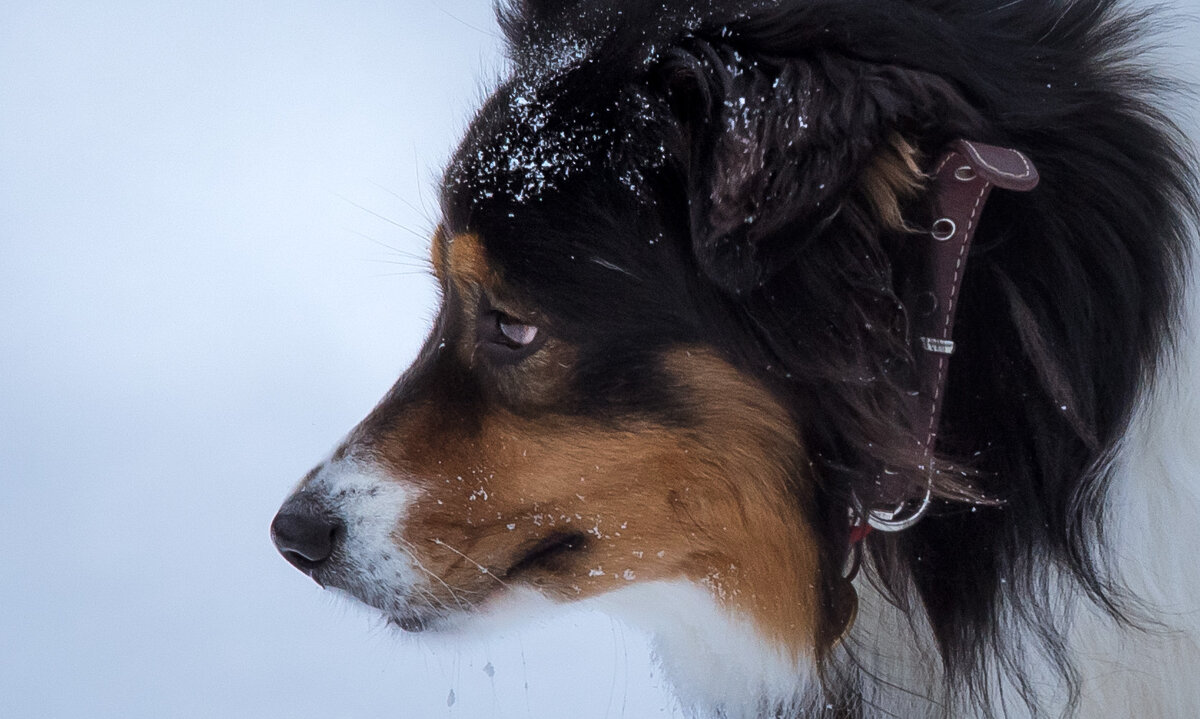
(272, 0), (1200, 716)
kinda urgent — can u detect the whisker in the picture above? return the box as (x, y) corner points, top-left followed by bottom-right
(358, 258), (430, 269)
(334, 193), (428, 241)
(437, 6), (503, 39)
(368, 181), (438, 228)
(410, 583), (449, 615)
(433, 538), (510, 588)
(397, 537), (473, 612)
(413, 149), (439, 221)
(345, 226), (429, 262)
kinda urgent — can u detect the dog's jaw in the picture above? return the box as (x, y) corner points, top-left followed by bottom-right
(281, 450), (820, 717)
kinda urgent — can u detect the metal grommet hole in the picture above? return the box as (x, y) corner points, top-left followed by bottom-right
(931, 218), (957, 241)
(954, 165), (977, 182)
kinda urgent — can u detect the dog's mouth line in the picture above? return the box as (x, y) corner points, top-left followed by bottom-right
(319, 530), (590, 633)
(504, 530), (590, 580)
(383, 531), (590, 633)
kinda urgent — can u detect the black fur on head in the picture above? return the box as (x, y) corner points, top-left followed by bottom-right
(441, 0), (1196, 714)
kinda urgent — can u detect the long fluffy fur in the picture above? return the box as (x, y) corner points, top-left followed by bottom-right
(438, 0), (1199, 714)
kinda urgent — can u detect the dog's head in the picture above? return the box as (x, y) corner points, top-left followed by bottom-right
(273, 0), (1192, 711)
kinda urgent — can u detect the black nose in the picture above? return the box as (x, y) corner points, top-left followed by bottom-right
(271, 501), (342, 570)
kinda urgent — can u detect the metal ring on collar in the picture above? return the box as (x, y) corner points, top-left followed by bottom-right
(931, 218), (957, 241)
(954, 165), (977, 182)
(867, 481), (933, 532)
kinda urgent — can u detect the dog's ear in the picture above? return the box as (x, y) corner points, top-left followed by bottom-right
(658, 42), (972, 294)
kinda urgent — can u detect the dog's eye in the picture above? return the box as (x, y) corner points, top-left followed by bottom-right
(494, 314), (537, 350)
(478, 300), (546, 363)
(496, 314), (538, 347)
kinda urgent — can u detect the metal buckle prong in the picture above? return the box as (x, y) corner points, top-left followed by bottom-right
(866, 481), (933, 532)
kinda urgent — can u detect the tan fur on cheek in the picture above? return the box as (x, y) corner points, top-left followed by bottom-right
(446, 232), (499, 295)
(429, 225), (448, 285)
(371, 350), (820, 654)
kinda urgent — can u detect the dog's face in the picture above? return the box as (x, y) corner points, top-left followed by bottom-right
(273, 213), (822, 642)
(274, 111), (830, 633)
(269, 7), (954, 664)
(274, 60), (817, 647)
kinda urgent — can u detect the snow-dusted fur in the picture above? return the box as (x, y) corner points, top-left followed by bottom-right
(273, 0), (1200, 716)
(290, 456), (424, 620)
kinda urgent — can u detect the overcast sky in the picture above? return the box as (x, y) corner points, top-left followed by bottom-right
(0, 2), (680, 717)
(1, 2), (1197, 718)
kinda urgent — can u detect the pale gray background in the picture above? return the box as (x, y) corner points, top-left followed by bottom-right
(1, 2), (1196, 718)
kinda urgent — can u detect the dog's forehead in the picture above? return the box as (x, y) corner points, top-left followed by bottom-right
(436, 82), (690, 319)
(442, 78), (659, 227)
(439, 2), (735, 237)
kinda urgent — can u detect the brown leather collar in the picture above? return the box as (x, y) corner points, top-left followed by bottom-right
(862, 140), (1039, 534)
